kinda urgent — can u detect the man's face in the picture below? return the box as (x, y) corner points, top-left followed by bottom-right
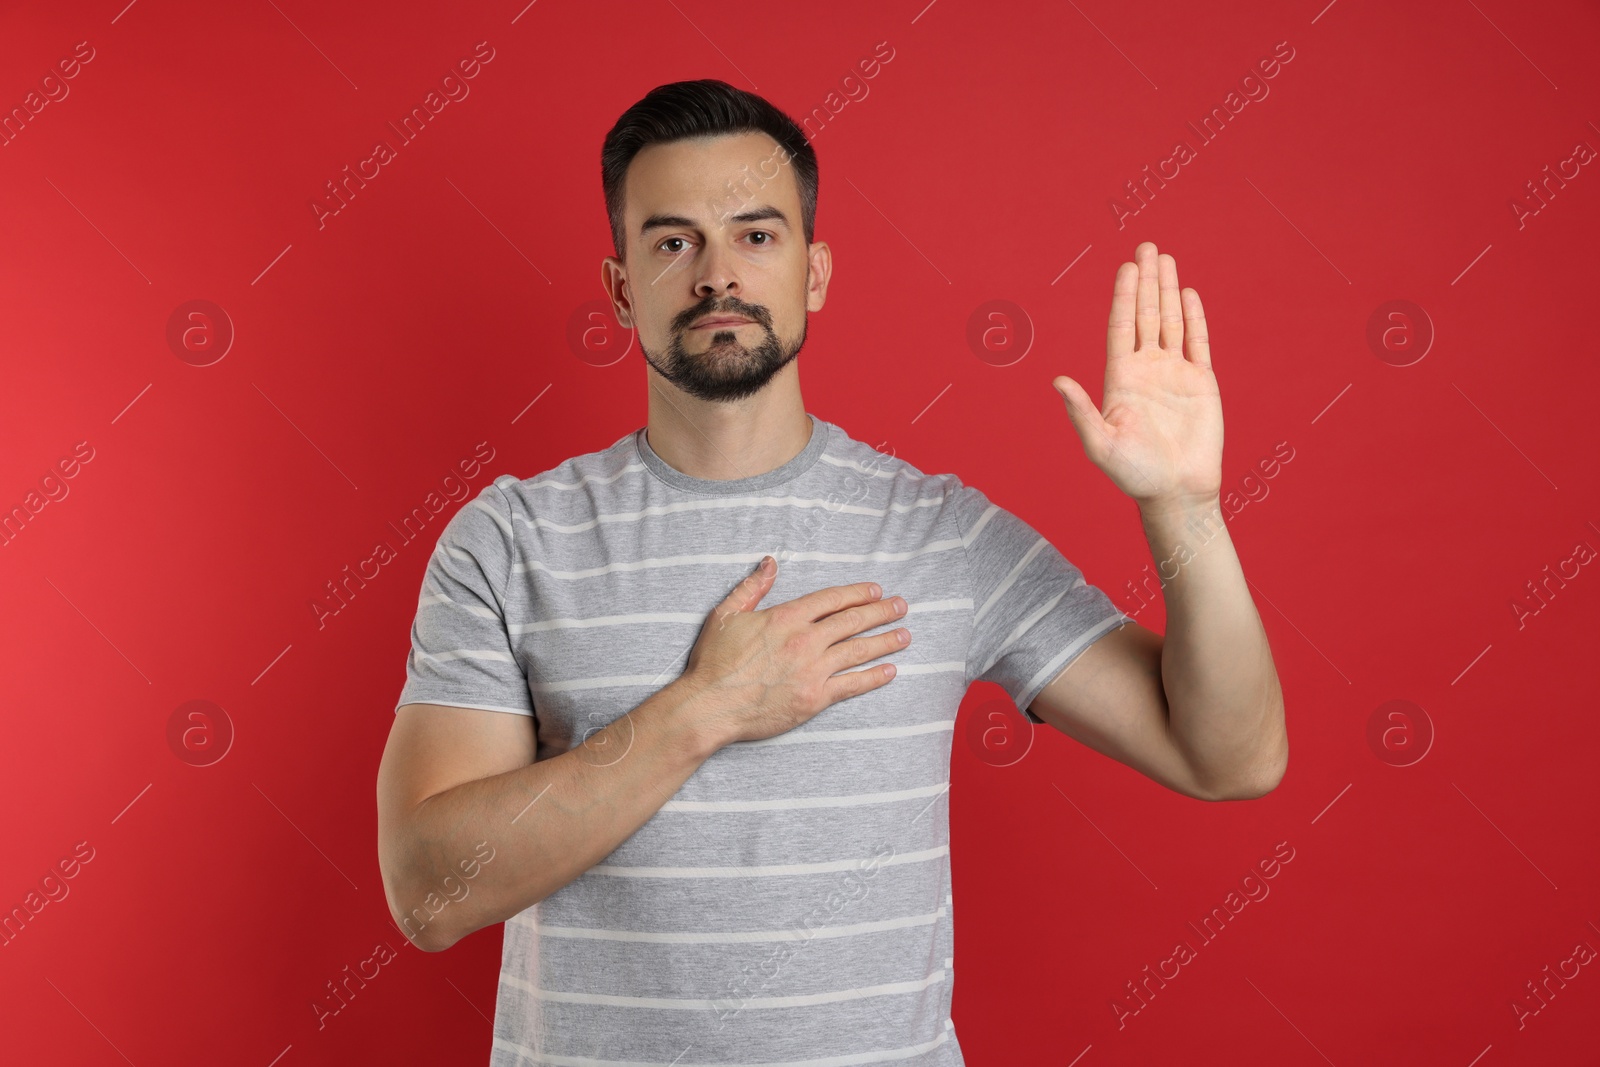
(604, 131), (827, 403)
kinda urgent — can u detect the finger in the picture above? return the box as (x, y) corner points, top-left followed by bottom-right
(1106, 261), (1138, 359)
(1182, 288), (1211, 369)
(823, 661), (897, 705)
(1134, 242), (1160, 351)
(828, 628), (910, 673)
(1158, 253), (1183, 351)
(718, 555), (776, 619)
(819, 594), (906, 643)
(1053, 375), (1115, 468)
(788, 579), (883, 624)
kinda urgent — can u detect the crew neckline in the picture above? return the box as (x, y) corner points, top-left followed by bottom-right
(635, 413), (830, 495)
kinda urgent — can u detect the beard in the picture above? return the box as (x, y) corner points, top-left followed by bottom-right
(640, 305), (806, 403)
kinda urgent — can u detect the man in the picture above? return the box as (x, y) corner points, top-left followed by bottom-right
(376, 79), (1286, 1065)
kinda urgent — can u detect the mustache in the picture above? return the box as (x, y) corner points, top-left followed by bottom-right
(678, 302), (769, 329)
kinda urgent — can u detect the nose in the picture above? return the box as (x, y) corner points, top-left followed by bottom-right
(693, 241), (741, 301)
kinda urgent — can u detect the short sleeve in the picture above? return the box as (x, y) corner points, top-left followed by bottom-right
(393, 478), (533, 717)
(950, 478), (1134, 724)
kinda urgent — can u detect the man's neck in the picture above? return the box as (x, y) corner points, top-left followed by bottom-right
(643, 391), (812, 482)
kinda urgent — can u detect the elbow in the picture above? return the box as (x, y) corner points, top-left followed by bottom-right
(413, 927), (459, 954)
(378, 816), (463, 953)
(1215, 698), (1288, 801)
(1199, 777), (1276, 803)
(1254, 709), (1290, 796)
(1218, 771), (1282, 802)
(1260, 747), (1288, 796)
(386, 891), (459, 953)
(380, 854), (459, 954)
(1188, 734), (1287, 802)
(1212, 743), (1288, 802)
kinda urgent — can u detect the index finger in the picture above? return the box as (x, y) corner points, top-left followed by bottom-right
(1107, 261), (1138, 359)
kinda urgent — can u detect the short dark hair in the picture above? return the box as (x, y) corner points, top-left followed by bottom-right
(601, 79), (818, 261)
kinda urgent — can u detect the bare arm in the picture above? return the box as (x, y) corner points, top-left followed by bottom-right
(377, 677), (719, 953)
(1140, 498), (1285, 797)
(1048, 241), (1286, 801)
(377, 556), (911, 952)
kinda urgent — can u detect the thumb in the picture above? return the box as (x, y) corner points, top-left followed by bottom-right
(1052, 375), (1110, 454)
(723, 554), (777, 615)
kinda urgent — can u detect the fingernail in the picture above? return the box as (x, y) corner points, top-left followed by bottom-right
(761, 555), (774, 574)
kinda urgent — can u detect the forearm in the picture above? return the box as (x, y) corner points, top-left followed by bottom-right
(385, 676), (725, 951)
(1139, 495), (1286, 799)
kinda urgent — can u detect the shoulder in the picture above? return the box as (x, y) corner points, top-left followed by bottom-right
(493, 427), (637, 496)
(483, 428), (641, 516)
(812, 418), (972, 506)
(807, 423), (1015, 567)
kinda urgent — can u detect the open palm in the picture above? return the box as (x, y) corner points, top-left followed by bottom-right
(1053, 242), (1224, 512)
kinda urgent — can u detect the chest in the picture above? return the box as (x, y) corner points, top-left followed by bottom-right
(509, 499), (975, 779)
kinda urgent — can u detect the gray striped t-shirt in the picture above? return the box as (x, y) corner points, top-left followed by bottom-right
(394, 412), (1132, 1066)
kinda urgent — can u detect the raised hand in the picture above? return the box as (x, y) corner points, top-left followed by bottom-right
(1052, 241), (1224, 514)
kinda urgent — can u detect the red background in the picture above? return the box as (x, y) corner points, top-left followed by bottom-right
(3, 1), (1598, 1064)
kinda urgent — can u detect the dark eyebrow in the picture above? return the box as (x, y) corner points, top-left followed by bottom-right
(726, 205), (791, 230)
(639, 204), (792, 238)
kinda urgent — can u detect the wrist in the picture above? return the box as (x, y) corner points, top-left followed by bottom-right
(1137, 492), (1222, 527)
(660, 673), (731, 761)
